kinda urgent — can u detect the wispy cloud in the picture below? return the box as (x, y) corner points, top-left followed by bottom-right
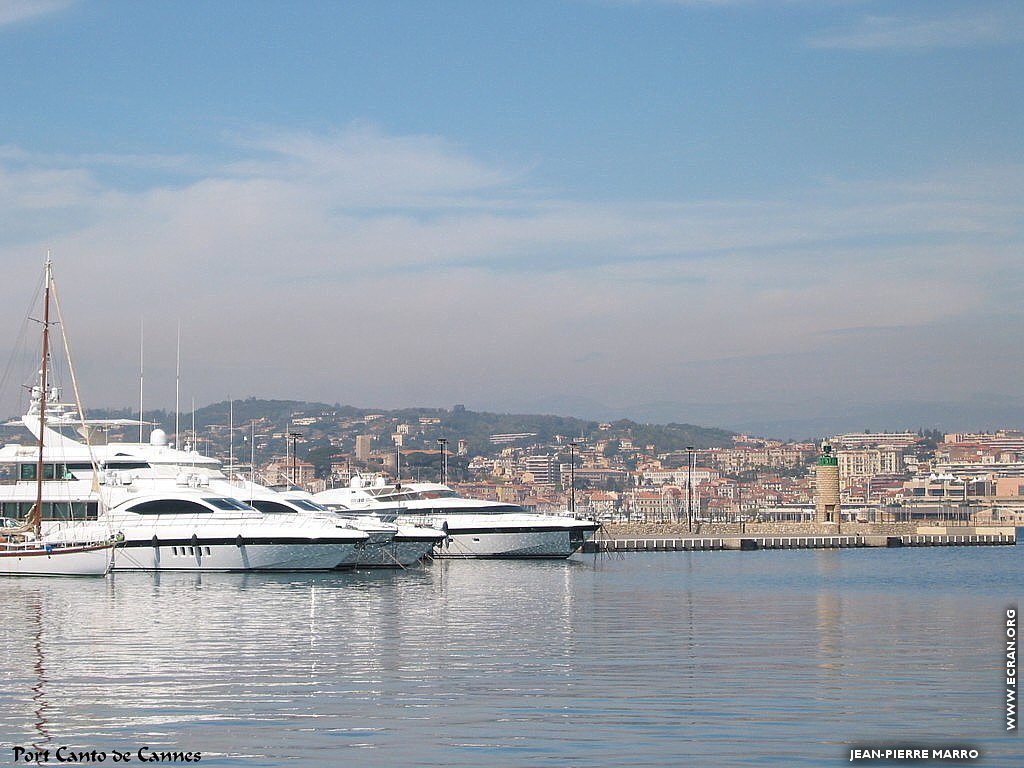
(808, 7), (1024, 51)
(0, 0), (74, 28)
(0, 126), (1020, 412)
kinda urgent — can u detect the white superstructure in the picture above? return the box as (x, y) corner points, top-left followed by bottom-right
(315, 477), (599, 559)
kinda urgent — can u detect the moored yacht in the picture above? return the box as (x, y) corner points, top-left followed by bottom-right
(112, 434), (445, 568)
(223, 481), (443, 568)
(0, 401), (369, 571)
(314, 476), (599, 559)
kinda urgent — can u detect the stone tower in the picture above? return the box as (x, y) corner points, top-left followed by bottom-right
(815, 442), (840, 524)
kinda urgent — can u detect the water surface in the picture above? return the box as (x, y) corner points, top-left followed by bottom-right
(0, 543), (1020, 766)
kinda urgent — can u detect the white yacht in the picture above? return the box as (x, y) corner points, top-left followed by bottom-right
(65, 415), (444, 568)
(315, 477), (600, 559)
(0, 398), (369, 571)
(201, 481), (444, 568)
(113, 433), (445, 568)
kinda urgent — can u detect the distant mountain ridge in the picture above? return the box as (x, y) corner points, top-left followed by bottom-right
(9, 395), (1018, 447)
(488, 395), (1024, 440)
(64, 398), (736, 455)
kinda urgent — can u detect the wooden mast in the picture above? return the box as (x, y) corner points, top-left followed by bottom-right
(30, 257), (53, 537)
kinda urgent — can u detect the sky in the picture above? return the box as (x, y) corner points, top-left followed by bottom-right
(0, 0), (1021, 436)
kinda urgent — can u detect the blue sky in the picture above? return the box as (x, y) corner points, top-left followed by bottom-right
(1, 0), (1022, 434)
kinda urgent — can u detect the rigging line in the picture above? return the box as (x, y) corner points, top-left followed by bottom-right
(50, 275), (106, 514)
(0, 269), (46, 417)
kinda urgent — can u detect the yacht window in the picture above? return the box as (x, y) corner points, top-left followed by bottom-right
(101, 461), (151, 470)
(373, 490), (418, 503)
(205, 547), (211, 555)
(419, 490), (460, 500)
(19, 464), (36, 481)
(250, 500), (296, 515)
(203, 497), (258, 511)
(290, 499), (328, 511)
(481, 504), (525, 515)
(41, 502), (72, 521)
(127, 499), (212, 515)
(69, 502), (98, 520)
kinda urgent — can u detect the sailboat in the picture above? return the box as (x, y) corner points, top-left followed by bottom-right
(0, 259), (115, 576)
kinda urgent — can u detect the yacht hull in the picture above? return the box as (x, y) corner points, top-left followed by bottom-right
(0, 541), (112, 576)
(45, 520), (361, 571)
(353, 537), (440, 567)
(109, 539), (357, 571)
(436, 525), (597, 559)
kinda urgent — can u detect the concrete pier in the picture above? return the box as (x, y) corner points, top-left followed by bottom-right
(581, 528), (1017, 553)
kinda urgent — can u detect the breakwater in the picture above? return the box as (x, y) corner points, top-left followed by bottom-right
(582, 524), (1018, 553)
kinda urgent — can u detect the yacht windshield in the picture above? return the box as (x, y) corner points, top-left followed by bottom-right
(203, 497), (258, 512)
(458, 504), (525, 515)
(290, 499), (329, 511)
(368, 488), (461, 502)
(417, 489), (460, 500)
(250, 500), (296, 515)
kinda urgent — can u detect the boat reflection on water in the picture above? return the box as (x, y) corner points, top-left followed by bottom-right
(0, 563), (581, 763)
(4, 552), (1016, 767)
(29, 593), (52, 753)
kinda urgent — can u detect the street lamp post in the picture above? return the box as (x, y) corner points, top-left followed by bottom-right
(395, 439), (401, 486)
(686, 446), (694, 532)
(737, 482), (744, 533)
(569, 441), (578, 516)
(289, 431), (302, 486)
(437, 438), (448, 485)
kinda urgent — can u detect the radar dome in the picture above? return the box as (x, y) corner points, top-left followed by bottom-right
(149, 428), (168, 447)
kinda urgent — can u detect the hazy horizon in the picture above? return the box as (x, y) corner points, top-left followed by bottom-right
(1, 1), (1021, 438)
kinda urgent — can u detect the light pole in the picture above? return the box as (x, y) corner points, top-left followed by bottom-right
(289, 431), (302, 486)
(569, 441), (578, 516)
(737, 482), (744, 533)
(437, 438), (448, 485)
(395, 439), (401, 487)
(686, 446), (694, 532)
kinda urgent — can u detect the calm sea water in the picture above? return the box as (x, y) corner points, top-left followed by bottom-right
(1, 541), (1021, 767)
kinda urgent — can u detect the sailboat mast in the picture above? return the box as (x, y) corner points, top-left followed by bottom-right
(32, 259), (53, 537)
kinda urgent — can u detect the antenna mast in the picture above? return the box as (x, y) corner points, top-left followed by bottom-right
(138, 317), (144, 443)
(229, 397), (234, 478)
(175, 321), (180, 449)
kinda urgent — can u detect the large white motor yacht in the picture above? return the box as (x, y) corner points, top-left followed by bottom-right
(0, 398), (368, 571)
(314, 476), (599, 559)
(118, 434), (445, 568)
(201, 480), (444, 568)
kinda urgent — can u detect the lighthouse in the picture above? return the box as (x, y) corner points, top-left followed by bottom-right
(815, 442), (840, 525)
